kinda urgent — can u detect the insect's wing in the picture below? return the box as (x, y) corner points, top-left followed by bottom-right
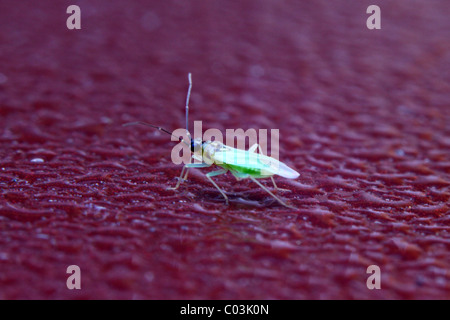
(213, 148), (299, 179)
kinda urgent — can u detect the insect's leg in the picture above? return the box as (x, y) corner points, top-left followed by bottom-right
(182, 163), (210, 180)
(270, 176), (278, 188)
(167, 163), (209, 190)
(167, 166), (187, 190)
(205, 169), (229, 204)
(249, 177), (294, 209)
(270, 176), (291, 193)
(230, 169), (247, 181)
(248, 143), (260, 154)
(249, 144), (291, 193)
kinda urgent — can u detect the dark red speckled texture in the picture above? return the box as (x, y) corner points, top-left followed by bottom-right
(0, 0), (449, 299)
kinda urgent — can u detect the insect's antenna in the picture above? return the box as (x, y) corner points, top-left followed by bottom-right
(185, 73), (192, 141)
(123, 121), (189, 146)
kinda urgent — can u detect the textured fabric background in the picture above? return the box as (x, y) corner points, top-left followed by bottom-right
(0, 0), (449, 299)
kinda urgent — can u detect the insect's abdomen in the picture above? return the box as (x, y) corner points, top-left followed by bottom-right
(223, 164), (273, 178)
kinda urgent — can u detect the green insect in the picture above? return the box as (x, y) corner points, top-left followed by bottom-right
(125, 73), (299, 208)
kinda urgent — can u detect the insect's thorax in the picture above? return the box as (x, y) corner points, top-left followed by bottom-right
(190, 138), (217, 163)
(199, 140), (225, 163)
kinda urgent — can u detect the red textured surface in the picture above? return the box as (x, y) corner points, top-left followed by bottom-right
(1, 0), (449, 299)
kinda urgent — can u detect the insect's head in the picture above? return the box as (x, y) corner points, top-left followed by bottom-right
(190, 137), (204, 153)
